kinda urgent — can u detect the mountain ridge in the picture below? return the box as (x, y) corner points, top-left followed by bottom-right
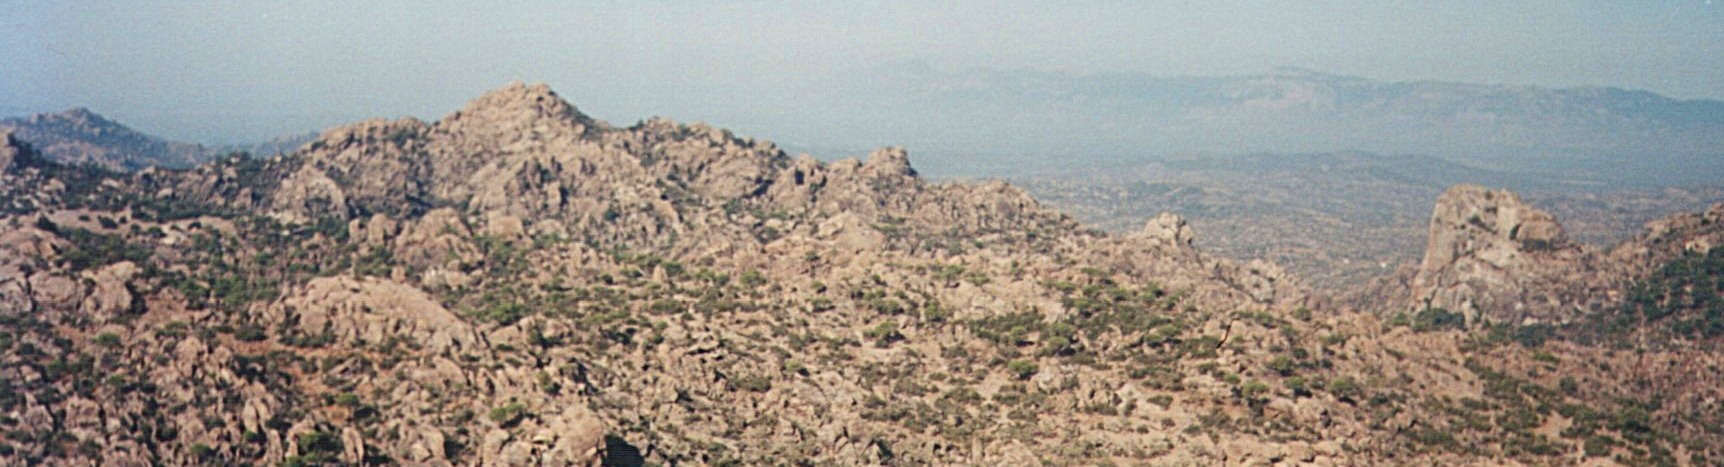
(0, 83), (1721, 465)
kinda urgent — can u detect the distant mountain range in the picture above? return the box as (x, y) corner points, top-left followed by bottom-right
(0, 108), (314, 171)
(796, 65), (1724, 179)
(8, 67), (1722, 183)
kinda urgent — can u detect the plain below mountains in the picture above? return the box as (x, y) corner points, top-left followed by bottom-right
(1016, 152), (1724, 291)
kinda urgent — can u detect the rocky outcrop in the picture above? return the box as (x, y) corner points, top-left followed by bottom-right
(0, 131), (18, 173)
(1409, 185), (1594, 323)
(1140, 212), (1196, 249)
(1409, 185), (1724, 324)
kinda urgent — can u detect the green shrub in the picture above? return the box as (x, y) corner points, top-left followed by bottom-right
(863, 320), (903, 347)
(1522, 238), (1557, 251)
(1411, 427), (1457, 448)
(934, 265), (965, 283)
(489, 402), (529, 426)
(1285, 376), (1312, 397)
(739, 269), (767, 288)
(335, 393), (360, 407)
(731, 375), (772, 392)
(1328, 376), (1362, 401)
(1583, 435), (1614, 457)
(234, 325), (268, 342)
(297, 431), (343, 455)
(92, 332), (121, 348)
(808, 297), (835, 313)
(965, 271), (992, 286)
(158, 321), (190, 338)
(922, 302), (950, 323)
(1006, 359), (1039, 380)
(1267, 356), (1297, 376)
(34, 216), (60, 234)
(1511, 324), (1555, 347)
(1240, 381), (1271, 400)
(57, 228), (152, 271)
(474, 302), (530, 325)
(1412, 307), (1466, 332)
(867, 297), (906, 315)
(1319, 333), (1347, 347)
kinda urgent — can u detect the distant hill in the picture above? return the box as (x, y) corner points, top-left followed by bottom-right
(0, 108), (209, 171)
(0, 108), (314, 171)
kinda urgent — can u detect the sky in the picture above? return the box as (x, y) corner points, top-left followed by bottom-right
(3, 0), (1722, 145)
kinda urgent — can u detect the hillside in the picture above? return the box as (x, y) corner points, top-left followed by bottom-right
(1, 84), (1722, 466)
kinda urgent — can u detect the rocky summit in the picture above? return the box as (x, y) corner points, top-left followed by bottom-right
(1, 83), (1722, 466)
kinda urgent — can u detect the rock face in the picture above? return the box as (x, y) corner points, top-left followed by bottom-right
(1410, 185), (1591, 323)
(3, 83), (1723, 466)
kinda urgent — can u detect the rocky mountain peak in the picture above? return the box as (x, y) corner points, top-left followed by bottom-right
(24, 107), (122, 135)
(1428, 185), (1570, 252)
(440, 82), (597, 137)
(58, 107), (100, 120)
(862, 146), (916, 177)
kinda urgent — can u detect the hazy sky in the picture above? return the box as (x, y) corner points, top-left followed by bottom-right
(4, 1), (1722, 144)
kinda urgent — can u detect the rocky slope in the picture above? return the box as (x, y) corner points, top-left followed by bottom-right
(1, 84), (1722, 466)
